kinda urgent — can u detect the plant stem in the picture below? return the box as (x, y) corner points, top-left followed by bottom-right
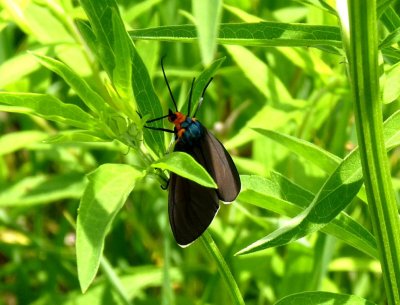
(200, 232), (245, 305)
(100, 257), (132, 305)
(340, 0), (400, 303)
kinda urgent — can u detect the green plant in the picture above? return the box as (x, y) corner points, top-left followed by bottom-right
(0, 0), (399, 304)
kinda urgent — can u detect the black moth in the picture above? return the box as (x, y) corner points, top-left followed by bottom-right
(145, 58), (241, 246)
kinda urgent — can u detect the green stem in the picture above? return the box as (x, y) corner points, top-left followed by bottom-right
(100, 257), (132, 305)
(340, 0), (400, 303)
(200, 232), (245, 305)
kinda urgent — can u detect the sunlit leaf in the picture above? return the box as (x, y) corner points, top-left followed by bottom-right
(151, 152), (217, 188)
(77, 163), (144, 292)
(129, 22), (342, 48)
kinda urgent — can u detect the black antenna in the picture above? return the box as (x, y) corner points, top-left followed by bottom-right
(146, 113), (170, 123)
(161, 56), (178, 112)
(142, 126), (175, 133)
(187, 78), (195, 116)
(193, 77), (213, 118)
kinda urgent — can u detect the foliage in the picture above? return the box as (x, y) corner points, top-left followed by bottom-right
(0, 0), (400, 304)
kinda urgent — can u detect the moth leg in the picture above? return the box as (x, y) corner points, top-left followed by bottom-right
(161, 178), (170, 190)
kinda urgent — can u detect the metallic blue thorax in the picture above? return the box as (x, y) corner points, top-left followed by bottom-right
(178, 117), (204, 146)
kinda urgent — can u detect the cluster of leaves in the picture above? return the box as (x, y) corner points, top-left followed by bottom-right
(1, 0), (400, 304)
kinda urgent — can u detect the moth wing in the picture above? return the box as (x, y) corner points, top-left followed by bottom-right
(193, 129), (241, 202)
(168, 172), (219, 247)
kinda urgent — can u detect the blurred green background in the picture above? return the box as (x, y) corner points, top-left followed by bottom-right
(1, 0), (399, 304)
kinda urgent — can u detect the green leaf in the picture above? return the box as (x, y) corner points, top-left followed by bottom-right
(223, 4), (264, 22)
(237, 106), (400, 255)
(254, 109), (400, 196)
(277, 47), (334, 78)
(294, 0), (337, 15)
(379, 27), (400, 49)
(111, 7), (133, 101)
(79, 0), (119, 79)
(0, 131), (48, 155)
(43, 130), (110, 144)
(382, 60), (400, 104)
(225, 45), (293, 103)
(75, 19), (98, 56)
(32, 53), (109, 114)
(192, 0), (223, 65)
(274, 291), (377, 305)
(77, 164), (144, 292)
(2, 1), (90, 76)
(79, 1), (136, 117)
(238, 174), (378, 258)
(151, 152), (217, 188)
(182, 57), (225, 116)
(254, 128), (341, 173)
(130, 43), (165, 156)
(224, 105), (302, 149)
(0, 47), (46, 88)
(1, 1), (73, 44)
(0, 173), (86, 207)
(0, 93), (99, 130)
(377, 0), (397, 17)
(79, 0), (165, 154)
(237, 148), (364, 255)
(124, 0), (162, 23)
(129, 22), (342, 48)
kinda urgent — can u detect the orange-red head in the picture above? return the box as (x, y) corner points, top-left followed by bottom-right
(168, 109), (186, 129)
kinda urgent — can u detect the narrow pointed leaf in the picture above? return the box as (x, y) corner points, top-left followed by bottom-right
(44, 130), (110, 144)
(111, 7), (133, 100)
(130, 43), (165, 156)
(0, 93), (98, 130)
(32, 53), (109, 114)
(80, 0), (118, 78)
(79, 0), (165, 155)
(129, 23), (342, 48)
(183, 57), (225, 116)
(237, 109), (400, 255)
(238, 174), (378, 258)
(75, 20), (98, 55)
(254, 128), (341, 172)
(237, 149), (363, 255)
(0, 173), (86, 207)
(275, 291), (377, 305)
